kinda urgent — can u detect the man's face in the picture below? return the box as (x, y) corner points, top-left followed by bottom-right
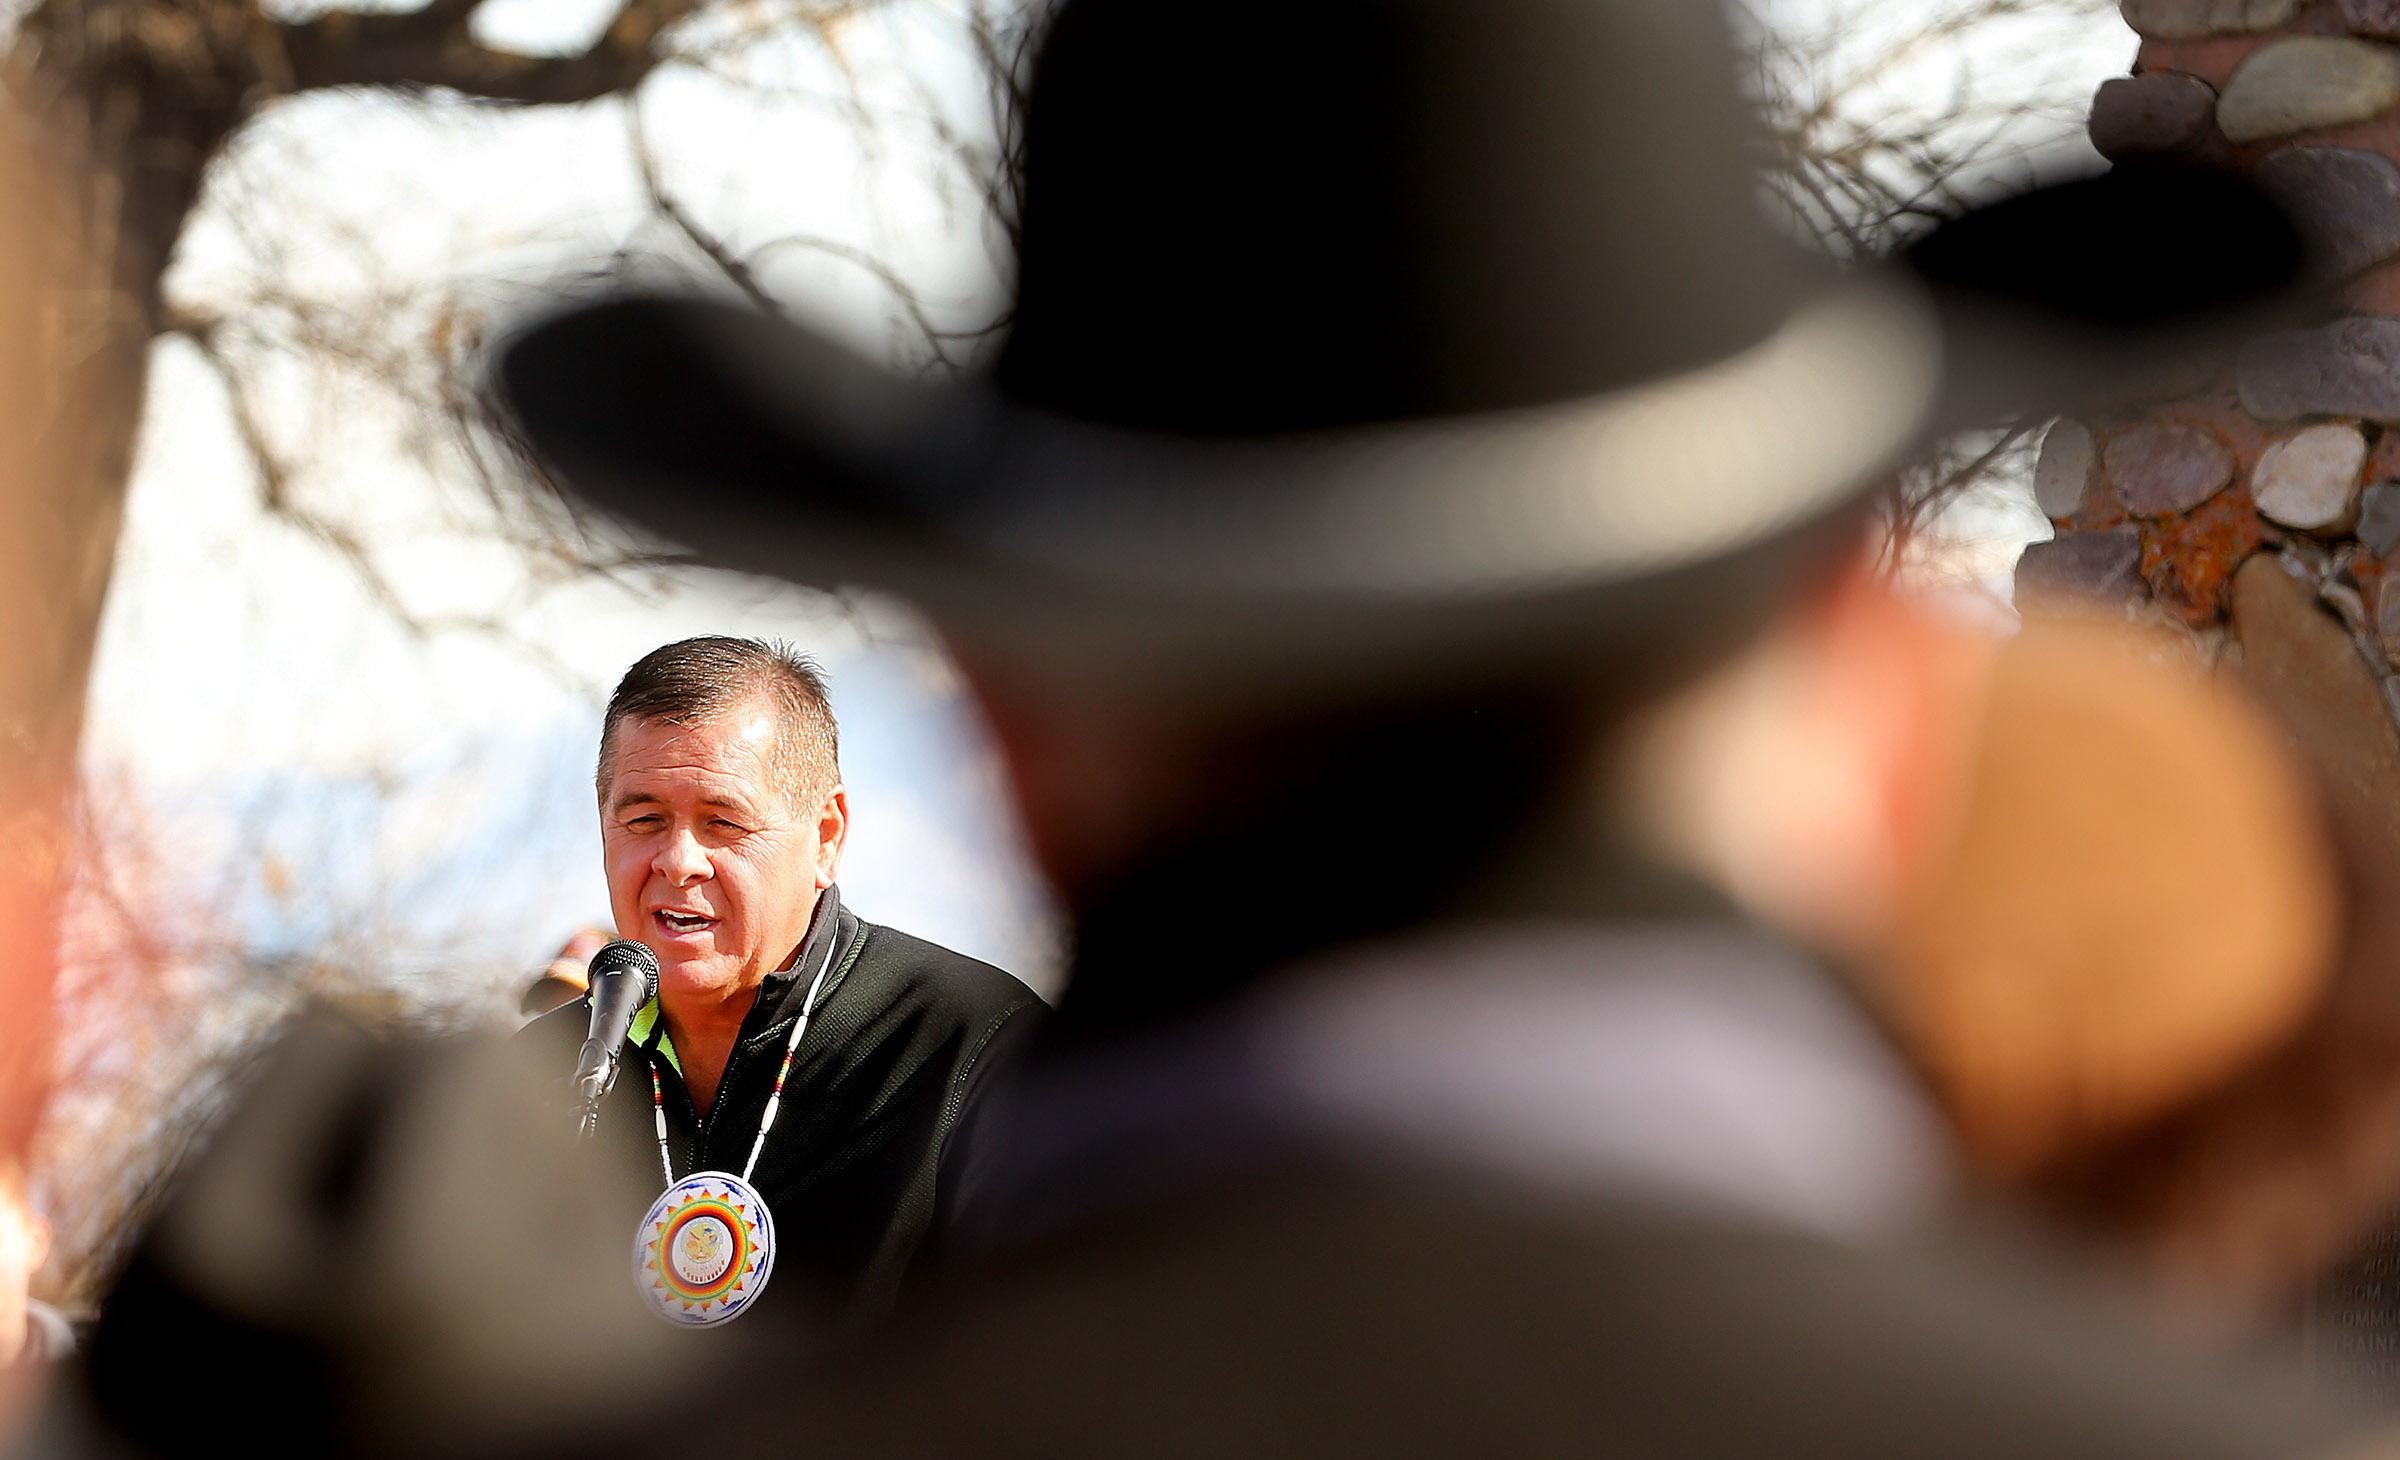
(601, 703), (845, 1006)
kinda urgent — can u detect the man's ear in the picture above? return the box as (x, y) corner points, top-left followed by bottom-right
(1617, 548), (1995, 959)
(1793, 555), (2001, 948)
(814, 785), (850, 890)
(1883, 605), (2336, 1183)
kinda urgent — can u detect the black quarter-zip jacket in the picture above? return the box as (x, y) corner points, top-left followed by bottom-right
(522, 887), (1042, 1324)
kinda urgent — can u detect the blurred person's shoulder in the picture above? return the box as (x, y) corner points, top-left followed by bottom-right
(2317, 1430), (2400, 1460)
(515, 995), (591, 1050)
(783, 1176), (2369, 1460)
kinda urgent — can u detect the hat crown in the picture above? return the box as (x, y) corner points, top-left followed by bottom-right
(996, 0), (1808, 435)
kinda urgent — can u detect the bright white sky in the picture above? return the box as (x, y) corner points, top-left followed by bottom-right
(76, 0), (2143, 1019)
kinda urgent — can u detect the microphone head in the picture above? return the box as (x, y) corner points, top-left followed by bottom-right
(586, 938), (660, 1001)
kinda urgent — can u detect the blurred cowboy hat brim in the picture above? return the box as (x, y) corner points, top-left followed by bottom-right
(498, 164), (2306, 682)
(499, 273), (1935, 667)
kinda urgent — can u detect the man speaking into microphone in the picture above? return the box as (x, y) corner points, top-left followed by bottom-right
(522, 635), (1042, 1328)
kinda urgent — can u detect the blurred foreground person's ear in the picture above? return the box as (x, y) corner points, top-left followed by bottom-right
(1615, 550), (1999, 962)
(1879, 604), (2337, 1195)
(1614, 556), (2339, 1149)
(1857, 551), (2400, 1320)
(1996, 556), (2400, 1316)
(1623, 554), (2364, 1317)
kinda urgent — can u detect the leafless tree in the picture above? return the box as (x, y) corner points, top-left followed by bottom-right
(1736, 0), (2120, 577)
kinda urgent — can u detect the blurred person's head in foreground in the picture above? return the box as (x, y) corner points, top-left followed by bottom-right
(503, 0), (2396, 1450)
(520, 926), (613, 1019)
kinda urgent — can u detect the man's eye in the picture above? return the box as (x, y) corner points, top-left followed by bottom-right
(625, 816), (663, 832)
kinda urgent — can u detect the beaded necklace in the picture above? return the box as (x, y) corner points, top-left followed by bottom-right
(630, 926), (842, 1327)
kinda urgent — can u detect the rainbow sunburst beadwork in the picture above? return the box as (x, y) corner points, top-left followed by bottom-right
(635, 1170), (776, 1327)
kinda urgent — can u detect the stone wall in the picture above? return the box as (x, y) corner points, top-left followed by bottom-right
(2036, 6), (2400, 1384)
(2026, 0), (2400, 699)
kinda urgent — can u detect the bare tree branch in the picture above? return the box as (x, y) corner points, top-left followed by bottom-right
(622, 89), (999, 371)
(1876, 418), (2041, 576)
(163, 305), (591, 684)
(276, 0), (709, 103)
(624, 105), (786, 317)
(1739, 0), (2114, 258)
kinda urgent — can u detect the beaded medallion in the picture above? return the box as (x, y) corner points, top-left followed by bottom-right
(634, 1169), (776, 1327)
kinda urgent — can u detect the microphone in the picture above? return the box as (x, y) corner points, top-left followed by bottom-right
(571, 939), (661, 1138)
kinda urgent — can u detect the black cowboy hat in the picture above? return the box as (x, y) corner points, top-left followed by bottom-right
(497, 0), (2301, 686)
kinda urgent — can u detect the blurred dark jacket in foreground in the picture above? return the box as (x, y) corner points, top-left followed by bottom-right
(795, 954), (2348, 1460)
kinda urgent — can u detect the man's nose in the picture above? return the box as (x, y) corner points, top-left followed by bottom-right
(653, 825), (711, 884)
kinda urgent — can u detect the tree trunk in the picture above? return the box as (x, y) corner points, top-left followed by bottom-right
(0, 3), (258, 1166)
(0, 0), (709, 1174)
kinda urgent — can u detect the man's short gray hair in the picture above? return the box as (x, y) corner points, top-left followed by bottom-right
(597, 636), (840, 806)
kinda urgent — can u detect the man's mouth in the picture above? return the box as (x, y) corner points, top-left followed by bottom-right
(655, 910), (715, 936)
